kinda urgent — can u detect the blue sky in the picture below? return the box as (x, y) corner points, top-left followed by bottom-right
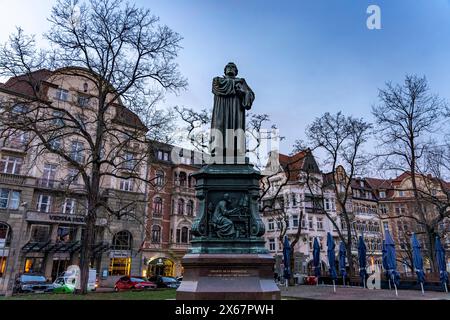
(1, 0), (450, 154)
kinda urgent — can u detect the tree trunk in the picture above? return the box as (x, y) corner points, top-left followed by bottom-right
(346, 243), (354, 277)
(426, 228), (437, 272)
(79, 209), (96, 294)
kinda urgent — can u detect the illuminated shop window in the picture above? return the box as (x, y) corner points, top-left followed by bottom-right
(109, 257), (131, 276)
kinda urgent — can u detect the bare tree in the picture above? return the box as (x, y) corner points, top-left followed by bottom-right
(372, 75), (448, 271)
(174, 106), (282, 169)
(295, 112), (372, 276)
(0, 0), (186, 294)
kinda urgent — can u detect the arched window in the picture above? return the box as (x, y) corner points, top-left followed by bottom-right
(179, 172), (187, 187)
(153, 197), (163, 216)
(188, 175), (193, 188)
(186, 200), (194, 216)
(151, 225), (161, 243)
(178, 199), (185, 215)
(112, 231), (132, 251)
(0, 223), (11, 277)
(0, 223), (11, 247)
(181, 227), (189, 244)
(155, 170), (165, 186)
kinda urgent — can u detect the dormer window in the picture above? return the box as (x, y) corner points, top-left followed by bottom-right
(379, 191), (386, 199)
(55, 88), (69, 101)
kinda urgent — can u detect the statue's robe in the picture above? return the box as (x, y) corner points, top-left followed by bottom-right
(210, 76), (255, 159)
(211, 200), (235, 238)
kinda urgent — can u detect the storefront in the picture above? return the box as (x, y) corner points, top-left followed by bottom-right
(146, 257), (175, 277)
(108, 231), (133, 276)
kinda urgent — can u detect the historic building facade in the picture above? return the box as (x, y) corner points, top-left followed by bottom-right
(367, 173), (450, 274)
(260, 150), (340, 277)
(0, 68), (148, 292)
(141, 142), (200, 278)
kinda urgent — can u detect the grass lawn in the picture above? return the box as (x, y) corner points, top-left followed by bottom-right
(0, 289), (177, 300)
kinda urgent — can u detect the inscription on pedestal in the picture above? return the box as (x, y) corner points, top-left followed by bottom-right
(208, 269), (251, 278)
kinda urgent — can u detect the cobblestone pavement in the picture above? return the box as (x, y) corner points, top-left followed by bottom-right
(280, 285), (450, 300)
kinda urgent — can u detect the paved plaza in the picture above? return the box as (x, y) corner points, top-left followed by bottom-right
(280, 285), (450, 300)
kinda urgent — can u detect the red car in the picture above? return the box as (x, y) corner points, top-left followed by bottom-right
(114, 276), (157, 292)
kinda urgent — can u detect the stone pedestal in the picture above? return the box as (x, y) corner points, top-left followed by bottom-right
(176, 163), (280, 300)
(176, 254), (280, 300)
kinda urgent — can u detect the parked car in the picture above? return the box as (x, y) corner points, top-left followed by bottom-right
(14, 274), (54, 294)
(114, 276), (157, 292)
(176, 276), (183, 282)
(148, 275), (180, 289)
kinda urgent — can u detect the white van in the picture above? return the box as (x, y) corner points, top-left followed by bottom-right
(53, 268), (97, 293)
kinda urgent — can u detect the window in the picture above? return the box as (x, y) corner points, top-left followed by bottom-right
(153, 197), (163, 216)
(179, 172), (187, 187)
(379, 191), (386, 199)
(178, 199), (185, 215)
(157, 150), (169, 161)
(292, 194), (297, 207)
(0, 223), (11, 277)
(67, 168), (79, 185)
(30, 225), (50, 242)
(76, 114), (87, 130)
(0, 189), (20, 210)
(70, 141), (85, 163)
(176, 229), (181, 243)
(181, 227), (189, 243)
(0, 155), (23, 175)
(49, 137), (62, 150)
(52, 111), (65, 126)
(122, 152), (136, 171)
(109, 258), (131, 276)
(62, 198), (76, 214)
(187, 200), (194, 216)
(269, 239), (276, 251)
(24, 257), (44, 273)
(395, 204), (406, 215)
(155, 170), (165, 186)
(119, 179), (134, 192)
(292, 215), (299, 228)
(268, 219), (274, 231)
(308, 216), (314, 230)
(77, 95), (89, 107)
(379, 204), (387, 215)
(55, 88), (69, 101)
(37, 195), (52, 213)
(12, 104), (28, 114)
(151, 225), (161, 243)
(7, 130), (28, 148)
(317, 217), (324, 231)
(0, 223), (11, 249)
(56, 227), (76, 243)
(398, 190), (405, 197)
(112, 231), (132, 251)
(383, 222), (389, 231)
(41, 164), (57, 187)
(301, 216), (307, 229)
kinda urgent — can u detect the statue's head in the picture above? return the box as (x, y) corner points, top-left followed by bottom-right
(224, 62), (238, 77)
(223, 193), (231, 203)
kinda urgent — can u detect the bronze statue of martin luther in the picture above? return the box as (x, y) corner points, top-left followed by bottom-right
(210, 62), (255, 162)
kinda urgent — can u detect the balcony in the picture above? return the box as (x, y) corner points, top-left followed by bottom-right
(0, 172), (28, 185)
(35, 178), (87, 192)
